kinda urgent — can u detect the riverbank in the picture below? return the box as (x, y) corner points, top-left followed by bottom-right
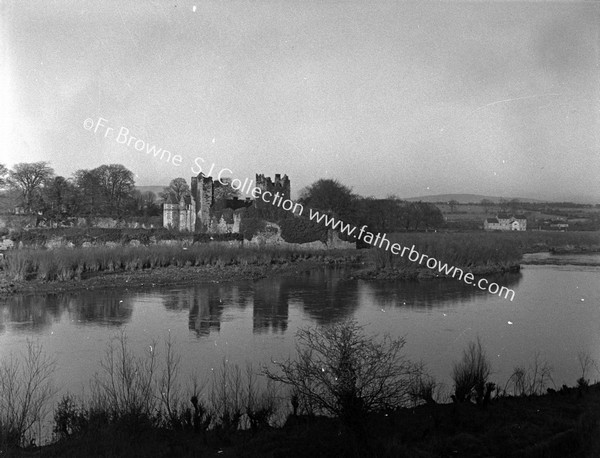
(2, 229), (598, 296)
(348, 262), (521, 281)
(0, 253), (361, 296)
(8, 382), (600, 457)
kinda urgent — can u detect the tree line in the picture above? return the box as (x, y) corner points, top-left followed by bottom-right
(295, 178), (444, 233)
(0, 162), (162, 222)
(0, 163), (444, 232)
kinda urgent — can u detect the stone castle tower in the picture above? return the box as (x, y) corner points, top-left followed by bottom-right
(164, 173), (290, 232)
(255, 174), (290, 206)
(190, 173), (214, 231)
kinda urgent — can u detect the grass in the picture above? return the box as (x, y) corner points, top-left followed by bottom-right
(368, 230), (600, 271)
(369, 232), (523, 271)
(1, 245), (359, 282)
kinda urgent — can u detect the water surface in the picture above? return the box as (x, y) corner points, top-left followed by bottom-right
(1, 258), (599, 400)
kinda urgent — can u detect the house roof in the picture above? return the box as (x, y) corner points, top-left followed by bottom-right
(486, 218), (499, 223)
(496, 213), (527, 220)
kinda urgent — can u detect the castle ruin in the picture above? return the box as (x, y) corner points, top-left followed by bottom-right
(163, 173), (290, 233)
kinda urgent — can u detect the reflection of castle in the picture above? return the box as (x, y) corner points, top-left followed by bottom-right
(163, 173), (290, 232)
(252, 281), (289, 334)
(188, 288), (224, 336)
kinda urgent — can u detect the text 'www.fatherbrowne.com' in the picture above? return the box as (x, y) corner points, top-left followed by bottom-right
(306, 208), (516, 302)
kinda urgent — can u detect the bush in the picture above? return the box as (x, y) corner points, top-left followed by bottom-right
(53, 395), (87, 441)
(370, 232), (523, 271)
(265, 320), (419, 427)
(451, 338), (493, 404)
(239, 218), (267, 241)
(278, 217), (328, 244)
(502, 352), (554, 396)
(193, 232), (243, 243)
(0, 341), (56, 448)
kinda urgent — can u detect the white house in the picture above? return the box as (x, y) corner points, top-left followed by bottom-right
(484, 213), (527, 231)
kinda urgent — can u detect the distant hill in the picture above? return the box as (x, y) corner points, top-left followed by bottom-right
(403, 194), (543, 204)
(136, 186), (165, 196)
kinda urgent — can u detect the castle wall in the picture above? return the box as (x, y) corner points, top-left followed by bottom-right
(165, 173), (290, 233)
(163, 203), (180, 229)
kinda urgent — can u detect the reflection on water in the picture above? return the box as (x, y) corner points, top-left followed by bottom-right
(0, 268), (523, 336)
(0, 291), (133, 332)
(365, 272), (522, 309)
(1, 262), (599, 396)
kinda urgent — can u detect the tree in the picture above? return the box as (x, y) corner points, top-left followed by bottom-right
(39, 176), (77, 222)
(213, 178), (240, 203)
(0, 163), (8, 188)
(298, 179), (357, 223)
(421, 202), (444, 230)
(131, 190), (161, 217)
(93, 164), (136, 217)
(480, 199), (493, 214)
(265, 320), (419, 426)
(509, 198), (520, 213)
(448, 199), (459, 213)
(160, 178), (190, 203)
(8, 162), (54, 212)
(73, 169), (102, 216)
(451, 338), (493, 405)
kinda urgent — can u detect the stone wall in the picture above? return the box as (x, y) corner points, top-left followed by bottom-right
(246, 223), (356, 250)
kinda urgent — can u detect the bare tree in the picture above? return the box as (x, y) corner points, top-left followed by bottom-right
(93, 164), (136, 217)
(265, 320), (419, 425)
(0, 163), (8, 188)
(451, 337), (493, 404)
(480, 198), (494, 214)
(160, 178), (190, 203)
(8, 162), (54, 212)
(0, 341), (56, 447)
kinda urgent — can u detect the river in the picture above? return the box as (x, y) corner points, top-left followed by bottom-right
(1, 253), (599, 405)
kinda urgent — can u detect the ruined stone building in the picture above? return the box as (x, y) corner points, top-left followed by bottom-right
(163, 173), (290, 233)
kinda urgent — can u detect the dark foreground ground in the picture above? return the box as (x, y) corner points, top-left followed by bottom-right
(7, 384), (600, 458)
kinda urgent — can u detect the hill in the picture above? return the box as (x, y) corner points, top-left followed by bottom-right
(404, 194), (542, 204)
(136, 186), (165, 196)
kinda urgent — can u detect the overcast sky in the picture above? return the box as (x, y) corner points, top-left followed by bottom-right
(2, 0), (599, 202)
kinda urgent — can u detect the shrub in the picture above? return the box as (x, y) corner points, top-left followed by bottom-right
(193, 233), (243, 243)
(451, 338), (492, 404)
(0, 341), (56, 448)
(53, 395), (87, 441)
(239, 218), (266, 241)
(265, 320), (419, 427)
(279, 217), (328, 244)
(371, 232), (523, 271)
(408, 371), (439, 406)
(502, 352), (554, 396)
(91, 332), (159, 423)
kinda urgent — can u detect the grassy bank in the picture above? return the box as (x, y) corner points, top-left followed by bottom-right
(368, 232), (522, 273)
(367, 231), (600, 274)
(0, 245), (360, 283)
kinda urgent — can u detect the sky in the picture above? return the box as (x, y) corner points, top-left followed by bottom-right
(1, 0), (599, 202)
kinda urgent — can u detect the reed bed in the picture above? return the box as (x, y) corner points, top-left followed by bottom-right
(1, 245), (357, 282)
(370, 232), (524, 270)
